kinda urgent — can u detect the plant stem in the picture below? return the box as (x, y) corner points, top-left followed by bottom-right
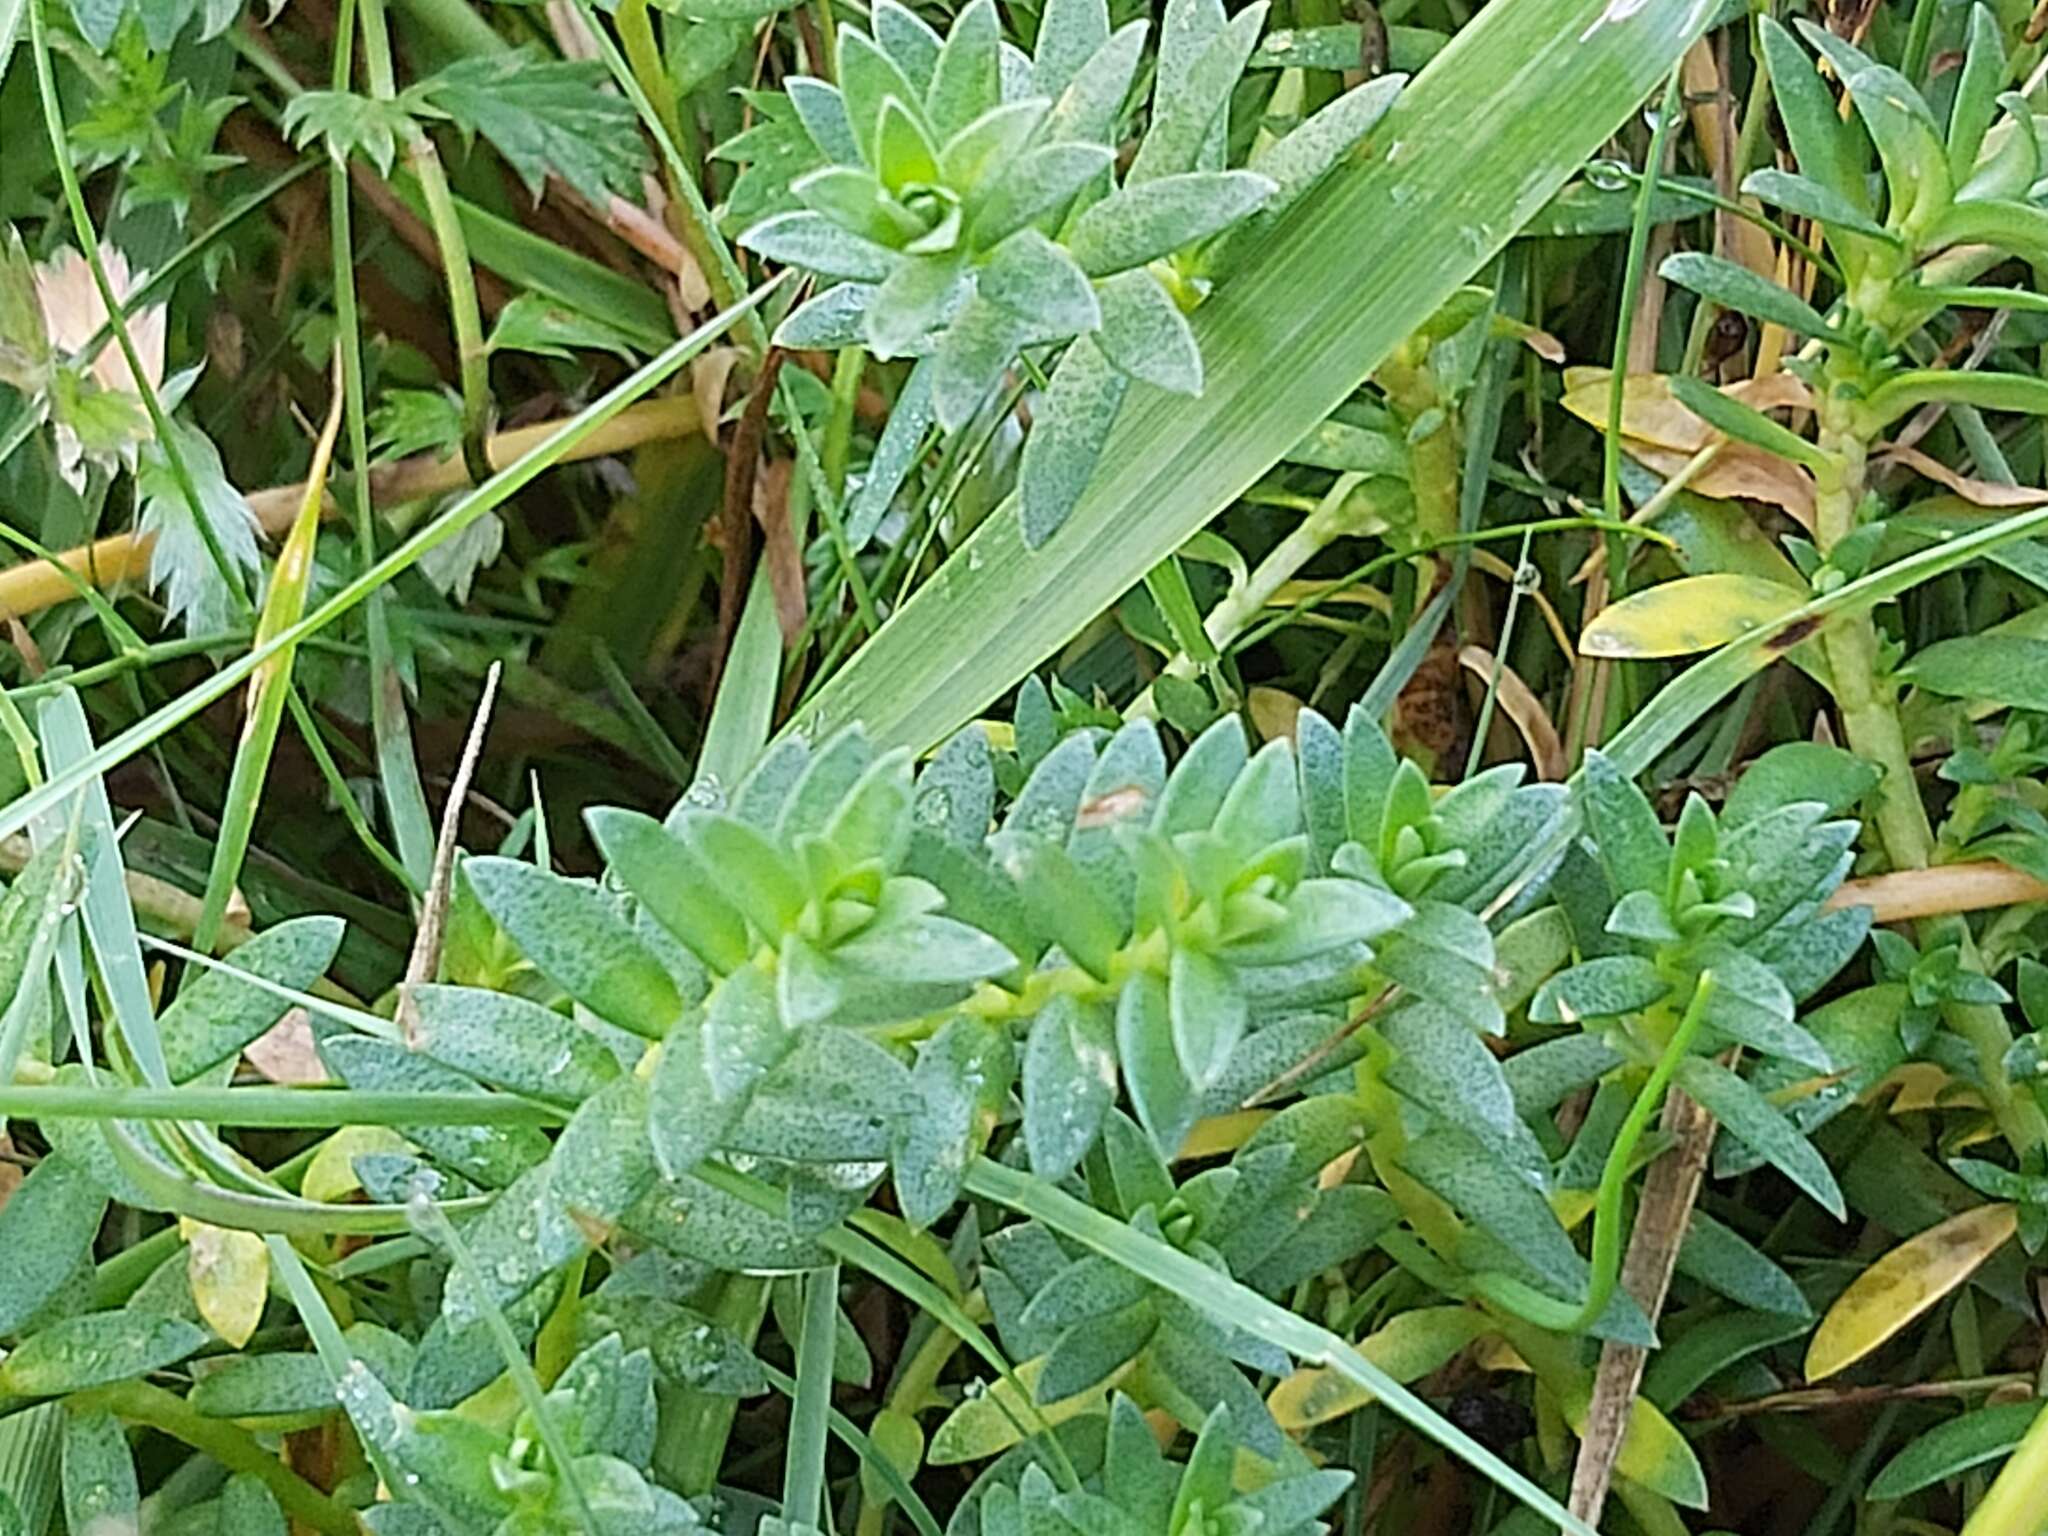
(1473, 974), (1715, 1338)
(1131, 477), (1402, 714)
(578, 0), (757, 337)
(0, 1083), (563, 1125)
(354, 0), (493, 474)
(410, 134), (494, 475)
(1811, 400), (2048, 1157)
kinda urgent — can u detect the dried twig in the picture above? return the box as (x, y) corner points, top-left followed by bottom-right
(1828, 860), (2048, 921)
(397, 662), (501, 1044)
(1568, 1085), (1720, 1525)
(711, 347), (788, 692)
(0, 397), (700, 622)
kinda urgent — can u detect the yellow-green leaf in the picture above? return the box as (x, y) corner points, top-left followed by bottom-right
(926, 1355), (1117, 1463)
(1805, 1204), (2017, 1382)
(1268, 1306), (1493, 1431)
(301, 1125), (410, 1206)
(860, 1406), (927, 1506)
(181, 1219), (270, 1349)
(1579, 574), (1807, 660)
(1560, 1382), (1708, 1509)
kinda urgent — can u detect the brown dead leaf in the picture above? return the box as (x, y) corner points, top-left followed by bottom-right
(753, 459), (808, 646)
(1391, 643), (1469, 775)
(0, 1138), (22, 1215)
(1458, 645), (1566, 780)
(245, 1008), (326, 1085)
(692, 346), (743, 447)
(1626, 439), (1817, 528)
(1881, 445), (2048, 508)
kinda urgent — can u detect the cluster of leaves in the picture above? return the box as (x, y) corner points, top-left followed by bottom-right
(20, 0), (2048, 1529)
(1650, 16), (2048, 507)
(424, 700), (1569, 1305)
(337, 1332), (713, 1535)
(0, 666), (1916, 1535)
(738, 0), (1403, 543)
(283, 49), (650, 204)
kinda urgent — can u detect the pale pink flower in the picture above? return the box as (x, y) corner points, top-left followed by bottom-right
(31, 246), (165, 490)
(33, 245), (164, 396)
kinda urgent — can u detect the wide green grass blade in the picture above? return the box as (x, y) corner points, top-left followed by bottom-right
(0, 1404), (62, 1535)
(799, 0), (1717, 754)
(699, 568), (784, 789)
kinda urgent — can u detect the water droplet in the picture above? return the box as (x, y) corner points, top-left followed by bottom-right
(1585, 159), (1630, 192)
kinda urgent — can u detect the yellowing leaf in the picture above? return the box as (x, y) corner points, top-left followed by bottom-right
(1580, 574), (1807, 660)
(181, 1219), (270, 1349)
(927, 1355), (1120, 1464)
(1559, 370), (1819, 524)
(1805, 1204), (2017, 1382)
(1268, 1307), (1493, 1431)
(302, 1125), (411, 1205)
(860, 1406), (927, 1505)
(1471, 1335), (1531, 1373)
(1560, 368), (1812, 452)
(1178, 1110), (1274, 1161)
(1248, 686), (1305, 743)
(1560, 1385), (1708, 1509)
(1881, 1063), (1979, 1115)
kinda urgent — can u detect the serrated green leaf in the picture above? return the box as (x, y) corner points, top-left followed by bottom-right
(424, 51), (649, 203)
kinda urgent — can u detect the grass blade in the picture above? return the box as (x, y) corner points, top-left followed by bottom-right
(962, 1157), (1597, 1536)
(799, 0), (1716, 754)
(192, 384), (345, 954)
(0, 278), (784, 847)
